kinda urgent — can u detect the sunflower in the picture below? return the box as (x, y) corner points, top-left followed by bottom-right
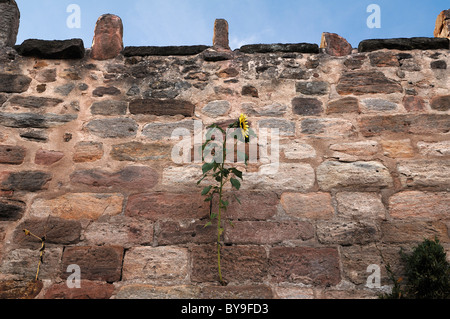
(239, 113), (249, 138)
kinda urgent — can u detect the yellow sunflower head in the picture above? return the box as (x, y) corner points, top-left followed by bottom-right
(239, 113), (249, 138)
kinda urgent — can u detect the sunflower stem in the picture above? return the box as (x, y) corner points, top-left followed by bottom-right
(217, 155), (225, 285)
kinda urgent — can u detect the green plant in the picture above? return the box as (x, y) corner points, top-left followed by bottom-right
(197, 114), (254, 285)
(401, 237), (450, 299)
(380, 238), (450, 299)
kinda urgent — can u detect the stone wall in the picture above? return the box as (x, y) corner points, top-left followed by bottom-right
(0, 10), (449, 299)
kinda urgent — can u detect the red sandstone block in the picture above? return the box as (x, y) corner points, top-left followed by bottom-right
(190, 245), (268, 284)
(0, 145), (26, 165)
(44, 280), (115, 299)
(61, 246), (124, 282)
(269, 247), (341, 286)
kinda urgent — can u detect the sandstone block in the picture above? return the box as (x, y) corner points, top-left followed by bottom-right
(44, 281), (115, 299)
(320, 32), (353, 57)
(389, 191), (449, 220)
(361, 98), (398, 112)
(61, 246), (123, 282)
(430, 95), (450, 112)
(368, 51), (400, 67)
(110, 141), (171, 162)
(417, 141), (450, 157)
(281, 192), (334, 220)
(70, 166), (159, 191)
(434, 9), (450, 38)
(0, 112), (77, 128)
(359, 114), (450, 137)
(329, 140), (380, 162)
(8, 96), (63, 109)
(92, 86), (121, 97)
(269, 247), (340, 286)
(327, 97), (360, 114)
(336, 71), (402, 95)
(202, 285), (273, 299)
(91, 14), (124, 60)
(202, 100), (231, 118)
(129, 98), (195, 117)
(213, 19), (230, 50)
(242, 102), (287, 117)
(0, 145), (26, 164)
(317, 220), (379, 245)
(73, 142), (104, 163)
(126, 192), (209, 221)
(122, 246), (188, 282)
(156, 220), (216, 245)
(281, 141), (316, 160)
(335, 192), (386, 220)
(142, 119), (195, 141)
(397, 160), (450, 188)
(296, 81), (329, 95)
(292, 97), (323, 116)
(358, 37), (449, 52)
(301, 118), (356, 138)
(381, 220), (449, 243)
(85, 118), (138, 138)
(114, 285), (201, 299)
(30, 193), (124, 220)
(0, 0), (20, 47)
(0, 280), (43, 300)
(317, 161), (393, 191)
(16, 39), (85, 59)
(0, 199), (25, 221)
(240, 43), (319, 54)
(0, 74), (31, 93)
(380, 139), (414, 158)
(34, 149), (64, 166)
(0, 171), (51, 192)
(402, 96), (426, 112)
(90, 100), (128, 115)
(225, 221), (314, 245)
(257, 118), (295, 136)
(191, 245), (268, 283)
(123, 45), (209, 57)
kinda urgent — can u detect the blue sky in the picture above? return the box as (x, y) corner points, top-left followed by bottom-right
(15, 0), (449, 50)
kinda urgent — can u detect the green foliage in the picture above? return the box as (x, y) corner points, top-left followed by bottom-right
(380, 238), (450, 299)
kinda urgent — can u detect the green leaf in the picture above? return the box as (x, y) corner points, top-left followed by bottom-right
(202, 162), (215, 174)
(201, 186), (212, 196)
(230, 168), (243, 180)
(218, 227), (224, 237)
(220, 199), (229, 209)
(230, 178), (241, 190)
(204, 221), (212, 228)
(197, 174), (207, 185)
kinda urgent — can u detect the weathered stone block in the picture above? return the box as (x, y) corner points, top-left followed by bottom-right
(257, 118), (295, 136)
(301, 118), (356, 138)
(430, 95), (450, 112)
(70, 166), (158, 191)
(92, 86), (121, 97)
(202, 100), (231, 118)
(126, 192), (209, 221)
(0, 280), (43, 300)
(361, 98), (398, 112)
(327, 97), (360, 114)
(85, 118), (138, 138)
(142, 119), (195, 141)
(156, 220), (215, 245)
(269, 247), (340, 286)
(122, 246), (188, 282)
(61, 246), (123, 282)
(0, 171), (51, 192)
(240, 43), (319, 54)
(329, 140), (380, 162)
(191, 245), (268, 283)
(30, 193), (124, 220)
(34, 149), (64, 166)
(317, 220), (379, 245)
(381, 220), (448, 243)
(90, 100), (128, 115)
(417, 141), (450, 157)
(292, 97), (324, 115)
(8, 96), (63, 108)
(110, 141), (171, 162)
(0, 145), (25, 164)
(381, 139), (414, 158)
(397, 160), (450, 188)
(0, 112), (77, 128)
(73, 142), (104, 163)
(44, 281), (115, 299)
(123, 45), (209, 57)
(114, 285), (201, 299)
(336, 71), (402, 95)
(281, 140), (316, 160)
(359, 114), (450, 137)
(202, 285), (273, 299)
(213, 19), (230, 50)
(320, 32), (353, 57)
(16, 39), (85, 59)
(389, 191), (449, 220)
(91, 14), (123, 60)
(0, 199), (25, 221)
(242, 102), (287, 117)
(335, 192), (386, 220)
(0, 0), (20, 47)
(402, 96), (426, 112)
(296, 81), (329, 95)
(317, 161), (393, 191)
(225, 221), (314, 244)
(129, 98), (195, 117)
(358, 37), (449, 52)
(281, 192), (334, 220)
(0, 74), (32, 93)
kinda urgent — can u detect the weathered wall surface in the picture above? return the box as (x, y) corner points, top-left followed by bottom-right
(0, 13), (449, 299)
